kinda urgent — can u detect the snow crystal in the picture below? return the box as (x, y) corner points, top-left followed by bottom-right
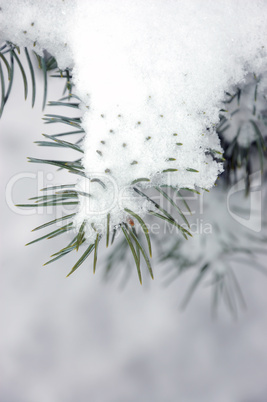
(1, 0), (267, 238)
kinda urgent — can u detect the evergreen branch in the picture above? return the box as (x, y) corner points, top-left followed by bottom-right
(0, 59), (5, 117)
(76, 220), (86, 251)
(36, 134), (84, 153)
(126, 224), (154, 280)
(49, 130), (84, 138)
(66, 243), (95, 277)
(0, 42), (75, 117)
(93, 233), (100, 273)
(124, 208), (152, 257)
(155, 187), (190, 228)
(48, 101), (80, 108)
(25, 222), (73, 246)
(106, 213), (110, 248)
(121, 224), (142, 284)
(32, 213), (76, 231)
(11, 49), (28, 100)
(40, 184), (76, 192)
(24, 48), (36, 107)
(40, 55), (47, 110)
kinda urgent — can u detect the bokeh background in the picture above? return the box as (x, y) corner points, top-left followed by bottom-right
(1, 61), (267, 402)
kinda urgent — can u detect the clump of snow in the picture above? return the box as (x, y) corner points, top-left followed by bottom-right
(1, 0), (267, 239)
(73, 177), (155, 243)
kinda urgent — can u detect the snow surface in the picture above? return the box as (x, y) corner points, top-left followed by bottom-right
(1, 0), (267, 240)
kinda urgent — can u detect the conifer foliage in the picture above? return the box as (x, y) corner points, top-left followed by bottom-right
(0, 1), (267, 314)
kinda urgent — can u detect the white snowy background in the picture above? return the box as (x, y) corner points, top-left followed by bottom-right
(1, 55), (267, 402)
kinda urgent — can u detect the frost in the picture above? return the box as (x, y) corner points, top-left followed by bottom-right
(1, 0), (267, 238)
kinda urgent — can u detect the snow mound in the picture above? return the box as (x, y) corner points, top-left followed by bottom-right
(1, 0), (267, 239)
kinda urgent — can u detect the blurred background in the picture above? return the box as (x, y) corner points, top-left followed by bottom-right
(1, 55), (267, 402)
